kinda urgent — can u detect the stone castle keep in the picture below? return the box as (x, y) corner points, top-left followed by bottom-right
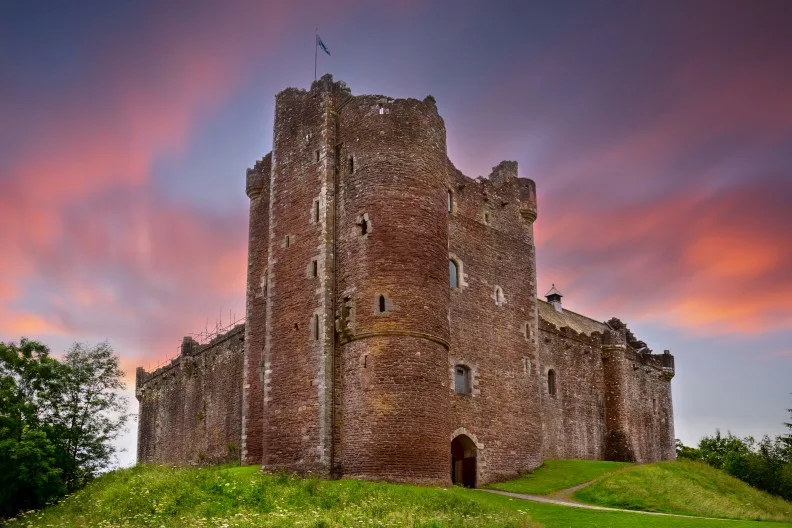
(136, 75), (676, 487)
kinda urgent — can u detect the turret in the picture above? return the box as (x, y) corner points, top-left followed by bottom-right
(334, 92), (452, 484)
(241, 153), (271, 465)
(601, 327), (636, 461)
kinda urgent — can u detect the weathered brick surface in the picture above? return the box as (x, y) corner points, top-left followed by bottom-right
(241, 154), (270, 465)
(538, 306), (675, 462)
(136, 75), (676, 484)
(335, 94), (451, 485)
(447, 162), (543, 483)
(136, 325), (244, 464)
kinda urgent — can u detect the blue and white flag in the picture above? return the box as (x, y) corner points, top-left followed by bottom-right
(317, 35), (331, 56)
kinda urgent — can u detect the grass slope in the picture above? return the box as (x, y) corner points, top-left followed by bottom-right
(5, 465), (537, 528)
(7, 464), (792, 528)
(574, 460), (792, 523)
(487, 459), (629, 495)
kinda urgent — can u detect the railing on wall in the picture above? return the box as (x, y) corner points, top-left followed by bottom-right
(145, 309), (246, 372)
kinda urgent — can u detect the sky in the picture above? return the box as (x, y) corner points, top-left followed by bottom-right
(2, 0), (791, 468)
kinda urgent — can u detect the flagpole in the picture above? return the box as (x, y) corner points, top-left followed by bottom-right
(314, 28), (318, 81)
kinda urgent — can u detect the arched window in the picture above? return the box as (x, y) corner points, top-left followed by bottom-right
(449, 259), (459, 289)
(454, 365), (471, 394)
(547, 369), (557, 396)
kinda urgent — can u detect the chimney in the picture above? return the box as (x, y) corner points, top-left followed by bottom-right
(545, 284), (563, 313)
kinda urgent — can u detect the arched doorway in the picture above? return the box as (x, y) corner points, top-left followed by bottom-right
(451, 434), (477, 487)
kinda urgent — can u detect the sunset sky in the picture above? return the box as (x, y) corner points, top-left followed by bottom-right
(2, 1), (791, 467)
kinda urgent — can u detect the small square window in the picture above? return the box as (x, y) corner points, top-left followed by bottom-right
(454, 365), (471, 394)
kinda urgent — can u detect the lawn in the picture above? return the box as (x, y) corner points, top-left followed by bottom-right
(487, 459), (629, 495)
(574, 460), (792, 523)
(5, 463), (792, 527)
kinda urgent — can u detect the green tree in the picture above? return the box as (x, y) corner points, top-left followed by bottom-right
(0, 339), (129, 518)
(0, 339), (67, 517)
(51, 342), (129, 492)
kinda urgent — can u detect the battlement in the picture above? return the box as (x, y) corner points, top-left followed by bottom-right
(135, 323), (245, 395)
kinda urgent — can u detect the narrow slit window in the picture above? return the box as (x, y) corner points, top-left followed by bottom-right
(448, 190), (453, 213)
(454, 365), (471, 394)
(378, 295), (386, 313)
(547, 369), (557, 396)
(484, 212), (490, 224)
(348, 156), (354, 174)
(313, 314), (320, 340)
(285, 235), (291, 248)
(314, 200), (320, 223)
(357, 214), (369, 236)
(449, 260), (459, 289)
(315, 149), (321, 162)
(311, 260), (318, 277)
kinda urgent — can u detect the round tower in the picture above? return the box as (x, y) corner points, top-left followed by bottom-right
(334, 94), (451, 484)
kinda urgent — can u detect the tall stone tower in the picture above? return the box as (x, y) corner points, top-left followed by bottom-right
(242, 75), (452, 483)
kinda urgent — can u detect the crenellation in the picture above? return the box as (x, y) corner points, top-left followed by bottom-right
(137, 76), (676, 485)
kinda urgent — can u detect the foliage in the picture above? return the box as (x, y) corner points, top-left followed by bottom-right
(6, 464), (786, 528)
(574, 459), (792, 522)
(0, 339), (128, 519)
(674, 438), (700, 460)
(487, 459), (629, 495)
(675, 429), (792, 501)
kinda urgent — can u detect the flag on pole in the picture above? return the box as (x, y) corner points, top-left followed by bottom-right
(317, 34), (331, 56)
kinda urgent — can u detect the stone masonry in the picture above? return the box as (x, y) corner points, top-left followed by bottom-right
(136, 75), (676, 486)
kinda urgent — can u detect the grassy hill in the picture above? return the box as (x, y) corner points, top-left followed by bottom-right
(574, 459), (792, 522)
(5, 462), (792, 527)
(487, 459), (629, 495)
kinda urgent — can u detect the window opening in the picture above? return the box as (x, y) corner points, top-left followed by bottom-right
(312, 260), (318, 277)
(313, 314), (320, 340)
(315, 149), (321, 162)
(378, 295), (386, 313)
(454, 365), (471, 394)
(348, 156), (354, 174)
(448, 190), (453, 213)
(547, 369), (557, 396)
(314, 200), (320, 223)
(484, 212), (490, 224)
(495, 287), (502, 304)
(285, 235), (291, 248)
(357, 215), (369, 235)
(449, 260), (459, 288)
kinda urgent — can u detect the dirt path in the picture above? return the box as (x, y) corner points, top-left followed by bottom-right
(480, 489), (738, 521)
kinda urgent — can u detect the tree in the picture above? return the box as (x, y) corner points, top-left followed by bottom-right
(783, 398), (792, 459)
(0, 339), (129, 518)
(51, 342), (129, 492)
(0, 339), (67, 517)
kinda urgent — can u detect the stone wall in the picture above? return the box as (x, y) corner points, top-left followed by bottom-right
(136, 76), (677, 482)
(447, 161), (544, 483)
(537, 302), (675, 462)
(334, 92), (452, 485)
(136, 325), (245, 465)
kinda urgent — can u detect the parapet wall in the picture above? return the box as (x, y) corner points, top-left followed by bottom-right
(537, 304), (675, 463)
(136, 324), (245, 465)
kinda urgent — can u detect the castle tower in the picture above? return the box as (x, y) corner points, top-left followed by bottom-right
(602, 328), (636, 462)
(333, 91), (452, 484)
(241, 154), (271, 465)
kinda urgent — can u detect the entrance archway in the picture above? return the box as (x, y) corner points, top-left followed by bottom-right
(451, 434), (477, 487)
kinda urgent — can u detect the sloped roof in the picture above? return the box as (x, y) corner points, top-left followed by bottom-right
(537, 299), (608, 336)
(545, 284), (563, 298)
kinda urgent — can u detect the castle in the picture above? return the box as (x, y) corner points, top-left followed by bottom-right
(136, 76), (676, 487)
